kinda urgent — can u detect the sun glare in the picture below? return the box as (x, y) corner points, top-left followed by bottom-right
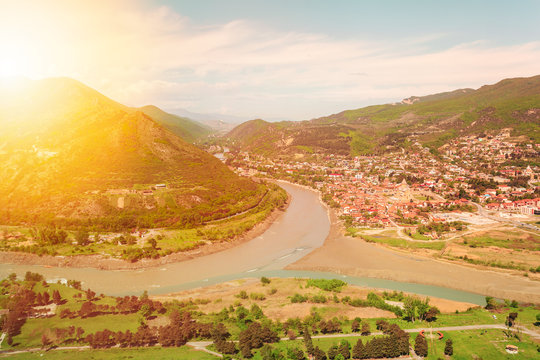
(0, 57), (25, 78)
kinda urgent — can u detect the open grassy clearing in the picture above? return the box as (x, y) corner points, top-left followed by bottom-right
(423, 329), (538, 360)
(442, 226), (540, 273)
(248, 329), (539, 360)
(460, 228), (540, 251)
(360, 234), (445, 250)
(4, 346), (218, 359)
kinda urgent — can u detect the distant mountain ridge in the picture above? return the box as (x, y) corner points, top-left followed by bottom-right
(139, 105), (212, 142)
(226, 75), (540, 156)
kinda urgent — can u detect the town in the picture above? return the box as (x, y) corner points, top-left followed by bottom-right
(214, 129), (539, 240)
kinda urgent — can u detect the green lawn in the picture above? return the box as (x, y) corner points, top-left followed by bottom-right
(410, 232), (431, 240)
(15, 313), (140, 348)
(249, 328), (539, 360)
(5, 346), (218, 359)
(463, 232), (540, 251)
(361, 234), (445, 250)
(424, 329), (539, 360)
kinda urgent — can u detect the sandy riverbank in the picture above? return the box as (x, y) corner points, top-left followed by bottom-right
(287, 208), (540, 303)
(0, 194), (290, 271)
(151, 277), (478, 321)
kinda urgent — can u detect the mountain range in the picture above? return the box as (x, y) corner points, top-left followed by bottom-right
(0, 77), (266, 228)
(226, 75), (540, 156)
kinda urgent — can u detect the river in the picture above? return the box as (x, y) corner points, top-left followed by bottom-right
(0, 181), (486, 305)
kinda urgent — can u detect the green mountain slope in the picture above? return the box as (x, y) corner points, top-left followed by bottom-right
(226, 75), (540, 156)
(0, 78), (267, 229)
(139, 105), (212, 143)
(227, 119), (353, 156)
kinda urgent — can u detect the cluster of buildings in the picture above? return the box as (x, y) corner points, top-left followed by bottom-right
(218, 130), (539, 229)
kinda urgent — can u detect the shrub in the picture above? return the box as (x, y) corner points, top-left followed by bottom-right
(249, 292), (266, 301)
(306, 279), (346, 292)
(290, 293), (308, 303)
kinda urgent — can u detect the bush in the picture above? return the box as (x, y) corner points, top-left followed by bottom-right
(311, 294), (327, 303)
(249, 292), (266, 301)
(444, 339), (453, 356)
(290, 293), (308, 303)
(236, 290), (248, 299)
(306, 279), (346, 292)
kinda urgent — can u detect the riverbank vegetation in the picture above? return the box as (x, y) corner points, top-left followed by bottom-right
(0, 183), (287, 262)
(0, 275), (538, 359)
(346, 224), (540, 279)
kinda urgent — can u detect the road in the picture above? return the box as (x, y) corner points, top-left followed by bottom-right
(472, 202), (540, 231)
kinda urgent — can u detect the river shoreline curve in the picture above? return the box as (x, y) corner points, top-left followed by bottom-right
(287, 207), (540, 303)
(0, 193), (291, 271)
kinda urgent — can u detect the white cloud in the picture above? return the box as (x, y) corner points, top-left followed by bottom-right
(1, 0), (540, 120)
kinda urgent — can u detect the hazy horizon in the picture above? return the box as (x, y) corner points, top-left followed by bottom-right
(1, 0), (540, 121)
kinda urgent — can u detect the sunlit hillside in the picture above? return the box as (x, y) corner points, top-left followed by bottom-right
(225, 75), (540, 157)
(0, 78), (270, 229)
(139, 105), (212, 143)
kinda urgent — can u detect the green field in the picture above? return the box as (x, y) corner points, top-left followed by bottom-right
(0, 184), (287, 262)
(248, 329), (539, 360)
(462, 231), (540, 251)
(5, 346), (218, 360)
(361, 234), (445, 250)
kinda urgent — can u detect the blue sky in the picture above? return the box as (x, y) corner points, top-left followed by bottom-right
(164, 0), (540, 47)
(2, 0), (539, 121)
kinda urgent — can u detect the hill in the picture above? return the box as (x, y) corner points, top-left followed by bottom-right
(226, 75), (540, 156)
(139, 105), (212, 143)
(0, 77), (269, 229)
(227, 119), (353, 156)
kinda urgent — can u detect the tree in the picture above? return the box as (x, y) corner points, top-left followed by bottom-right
(287, 347), (306, 360)
(240, 343), (253, 358)
(138, 304), (152, 323)
(444, 339), (453, 356)
(351, 318), (360, 332)
(414, 333), (428, 357)
(506, 312), (518, 327)
(338, 339), (351, 359)
(75, 230), (90, 246)
(79, 301), (96, 318)
(52, 290), (62, 305)
(352, 338), (365, 359)
(403, 296), (430, 322)
(260, 344), (283, 360)
(86, 289), (96, 301)
(425, 306), (440, 322)
(261, 276), (271, 285)
(312, 346), (327, 360)
(24, 271), (44, 282)
(303, 326), (314, 355)
(250, 303), (264, 319)
(485, 296), (497, 310)
(327, 345), (339, 360)
(41, 333), (51, 348)
(360, 322), (370, 336)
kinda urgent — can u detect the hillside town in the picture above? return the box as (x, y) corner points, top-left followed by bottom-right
(214, 131), (540, 234)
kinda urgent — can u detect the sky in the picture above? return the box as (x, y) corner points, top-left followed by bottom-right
(1, 0), (539, 121)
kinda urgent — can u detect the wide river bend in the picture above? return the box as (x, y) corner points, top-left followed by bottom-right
(0, 182), (486, 305)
